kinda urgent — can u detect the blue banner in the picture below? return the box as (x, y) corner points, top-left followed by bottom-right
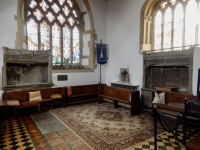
(197, 68), (200, 96)
(97, 44), (107, 64)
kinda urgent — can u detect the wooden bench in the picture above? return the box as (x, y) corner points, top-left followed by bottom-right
(14, 102), (40, 118)
(98, 85), (140, 116)
(3, 87), (65, 116)
(65, 84), (104, 105)
(152, 91), (198, 116)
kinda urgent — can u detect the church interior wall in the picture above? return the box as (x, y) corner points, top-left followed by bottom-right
(0, 0), (200, 99)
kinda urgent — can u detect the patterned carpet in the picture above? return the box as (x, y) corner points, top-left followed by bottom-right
(50, 102), (167, 150)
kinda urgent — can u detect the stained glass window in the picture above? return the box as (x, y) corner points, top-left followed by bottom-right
(153, 0), (200, 50)
(27, 19), (38, 50)
(73, 26), (80, 63)
(173, 3), (183, 47)
(185, 0), (196, 45)
(154, 11), (162, 50)
(163, 7), (172, 49)
(63, 25), (70, 61)
(26, 0), (81, 69)
(40, 21), (50, 50)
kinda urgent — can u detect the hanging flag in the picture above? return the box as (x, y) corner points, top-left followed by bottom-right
(97, 44), (107, 64)
(197, 68), (200, 96)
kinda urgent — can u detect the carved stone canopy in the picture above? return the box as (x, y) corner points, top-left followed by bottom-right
(2, 47), (53, 92)
(143, 48), (194, 94)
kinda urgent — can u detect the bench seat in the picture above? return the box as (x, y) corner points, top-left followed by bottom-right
(3, 87), (65, 116)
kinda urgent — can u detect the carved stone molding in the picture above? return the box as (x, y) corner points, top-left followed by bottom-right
(2, 47), (53, 92)
(143, 48), (194, 94)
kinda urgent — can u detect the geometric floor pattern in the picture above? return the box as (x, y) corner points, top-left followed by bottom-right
(128, 127), (200, 150)
(0, 114), (200, 150)
(0, 116), (35, 150)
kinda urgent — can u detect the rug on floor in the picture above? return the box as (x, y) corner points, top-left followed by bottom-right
(50, 102), (166, 150)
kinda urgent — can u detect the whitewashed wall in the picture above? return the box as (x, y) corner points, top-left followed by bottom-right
(106, 0), (144, 89)
(0, 0), (199, 100)
(0, 0), (18, 99)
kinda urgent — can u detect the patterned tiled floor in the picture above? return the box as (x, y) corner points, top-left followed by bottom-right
(0, 116), (35, 150)
(0, 115), (199, 150)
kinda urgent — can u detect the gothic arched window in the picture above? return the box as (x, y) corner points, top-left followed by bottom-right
(141, 0), (200, 52)
(25, 0), (82, 69)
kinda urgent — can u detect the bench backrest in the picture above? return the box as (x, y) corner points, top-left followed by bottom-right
(65, 84), (101, 96)
(152, 91), (197, 104)
(98, 85), (133, 103)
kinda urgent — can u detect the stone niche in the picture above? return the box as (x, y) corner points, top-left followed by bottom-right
(2, 47), (53, 92)
(118, 68), (131, 84)
(143, 48), (194, 94)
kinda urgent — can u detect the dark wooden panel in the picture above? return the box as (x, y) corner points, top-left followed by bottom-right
(65, 84), (102, 105)
(98, 85), (140, 116)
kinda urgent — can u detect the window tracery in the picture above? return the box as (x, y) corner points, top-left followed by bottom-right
(25, 0), (82, 69)
(141, 0), (200, 52)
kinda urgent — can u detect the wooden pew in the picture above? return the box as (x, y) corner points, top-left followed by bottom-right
(98, 85), (140, 116)
(3, 87), (65, 117)
(151, 91), (198, 115)
(64, 84), (104, 105)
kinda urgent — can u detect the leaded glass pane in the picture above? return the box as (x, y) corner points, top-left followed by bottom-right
(30, 0), (37, 9)
(62, 6), (70, 16)
(52, 3), (60, 13)
(154, 11), (162, 49)
(170, 0), (176, 5)
(72, 27), (80, 63)
(40, 0), (49, 12)
(68, 17), (74, 26)
(185, 0), (196, 45)
(173, 3), (183, 47)
(59, 0), (65, 5)
(163, 7), (172, 49)
(58, 14), (65, 24)
(46, 12), (55, 22)
(52, 23), (61, 65)
(34, 9), (43, 21)
(67, 0), (73, 7)
(73, 10), (77, 17)
(27, 11), (31, 17)
(40, 21), (50, 50)
(63, 25), (71, 61)
(27, 19), (38, 50)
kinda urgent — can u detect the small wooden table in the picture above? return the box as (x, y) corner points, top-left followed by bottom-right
(0, 100), (7, 134)
(0, 100), (8, 118)
(14, 102), (40, 117)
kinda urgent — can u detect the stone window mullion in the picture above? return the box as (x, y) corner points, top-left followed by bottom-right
(195, 0), (199, 45)
(182, 3), (186, 47)
(38, 22), (41, 51)
(171, 7), (174, 48)
(70, 29), (73, 64)
(161, 11), (164, 49)
(152, 16), (155, 50)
